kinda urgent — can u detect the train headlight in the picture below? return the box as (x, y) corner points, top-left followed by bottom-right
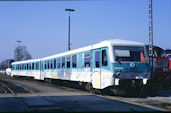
(143, 78), (148, 85)
(115, 78), (120, 86)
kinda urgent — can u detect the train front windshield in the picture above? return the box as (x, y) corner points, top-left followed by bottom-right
(113, 46), (147, 62)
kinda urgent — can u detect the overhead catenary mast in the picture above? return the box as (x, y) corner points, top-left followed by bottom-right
(149, 0), (153, 80)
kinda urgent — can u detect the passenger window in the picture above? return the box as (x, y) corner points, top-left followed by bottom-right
(27, 64), (29, 70)
(36, 63), (39, 70)
(25, 64), (27, 70)
(72, 55), (77, 68)
(29, 63), (31, 69)
(102, 50), (108, 66)
(57, 59), (61, 69)
(67, 56), (71, 68)
(84, 53), (91, 67)
(95, 51), (100, 68)
(32, 63), (34, 70)
(48, 61), (50, 69)
(54, 59), (56, 69)
(62, 57), (65, 68)
(44, 61), (47, 69)
(51, 60), (53, 69)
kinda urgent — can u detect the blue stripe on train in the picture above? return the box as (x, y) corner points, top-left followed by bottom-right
(113, 62), (151, 73)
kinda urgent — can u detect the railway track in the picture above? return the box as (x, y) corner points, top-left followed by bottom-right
(0, 74), (171, 111)
(0, 75), (68, 112)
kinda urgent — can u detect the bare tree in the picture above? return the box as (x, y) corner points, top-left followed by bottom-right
(14, 45), (32, 61)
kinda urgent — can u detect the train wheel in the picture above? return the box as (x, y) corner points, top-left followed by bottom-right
(85, 83), (91, 92)
(109, 86), (120, 95)
(90, 87), (95, 94)
(44, 78), (51, 84)
(98, 89), (105, 95)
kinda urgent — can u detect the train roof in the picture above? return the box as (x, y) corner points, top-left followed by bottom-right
(12, 39), (145, 64)
(12, 59), (41, 65)
(103, 39), (144, 46)
(42, 39), (145, 60)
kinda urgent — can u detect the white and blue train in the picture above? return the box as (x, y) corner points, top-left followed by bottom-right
(11, 39), (151, 94)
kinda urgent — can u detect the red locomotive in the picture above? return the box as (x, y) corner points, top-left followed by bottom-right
(165, 49), (171, 72)
(168, 54), (171, 71)
(146, 46), (170, 87)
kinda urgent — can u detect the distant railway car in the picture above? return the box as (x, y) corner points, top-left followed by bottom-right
(5, 68), (11, 76)
(166, 54), (171, 72)
(11, 39), (151, 94)
(146, 46), (170, 85)
(165, 49), (171, 72)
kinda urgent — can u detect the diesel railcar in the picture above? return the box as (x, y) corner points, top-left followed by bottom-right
(11, 39), (151, 94)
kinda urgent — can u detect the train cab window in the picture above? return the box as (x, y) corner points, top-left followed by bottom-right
(102, 50), (108, 66)
(72, 55), (77, 68)
(62, 57), (65, 68)
(67, 56), (71, 68)
(54, 59), (56, 69)
(95, 51), (100, 68)
(84, 53), (91, 67)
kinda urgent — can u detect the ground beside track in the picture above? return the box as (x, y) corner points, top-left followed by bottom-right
(0, 74), (171, 112)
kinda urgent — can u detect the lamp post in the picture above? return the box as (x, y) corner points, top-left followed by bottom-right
(65, 8), (75, 51)
(17, 40), (22, 61)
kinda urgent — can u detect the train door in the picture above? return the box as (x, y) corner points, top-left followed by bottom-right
(61, 57), (66, 79)
(92, 49), (101, 89)
(82, 52), (92, 82)
(40, 61), (45, 80)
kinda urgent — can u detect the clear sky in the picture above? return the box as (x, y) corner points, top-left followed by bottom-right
(0, 0), (170, 62)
